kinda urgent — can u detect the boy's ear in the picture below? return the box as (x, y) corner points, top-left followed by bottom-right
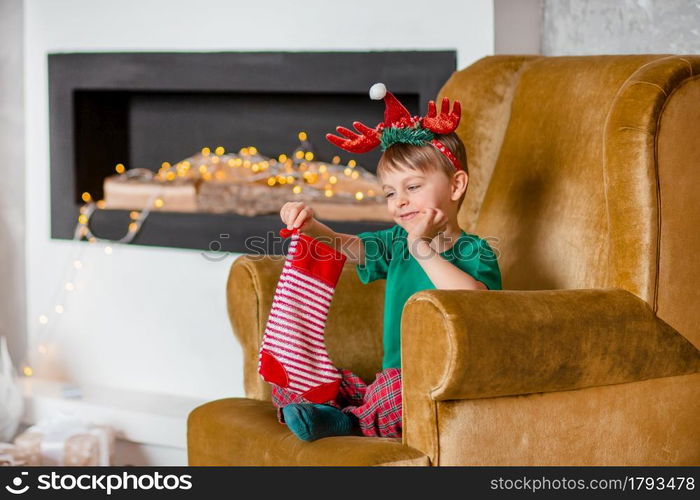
(451, 170), (469, 201)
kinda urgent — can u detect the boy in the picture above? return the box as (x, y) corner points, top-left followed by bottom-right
(273, 84), (502, 441)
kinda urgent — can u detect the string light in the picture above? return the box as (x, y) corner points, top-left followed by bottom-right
(24, 138), (383, 378)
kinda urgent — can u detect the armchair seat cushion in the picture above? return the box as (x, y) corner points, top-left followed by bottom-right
(187, 398), (428, 466)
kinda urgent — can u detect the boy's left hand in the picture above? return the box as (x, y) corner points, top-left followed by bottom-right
(405, 208), (448, 244)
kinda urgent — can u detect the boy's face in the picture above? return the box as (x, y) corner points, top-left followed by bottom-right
(380, 167), (455, 230)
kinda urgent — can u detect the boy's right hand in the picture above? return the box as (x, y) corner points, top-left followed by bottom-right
(280, 201), (315, 231)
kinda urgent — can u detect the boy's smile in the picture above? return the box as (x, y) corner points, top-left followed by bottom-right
(381, 169), (452, 229)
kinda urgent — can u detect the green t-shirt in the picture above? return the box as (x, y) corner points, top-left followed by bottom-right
(355, 224), (502, 369)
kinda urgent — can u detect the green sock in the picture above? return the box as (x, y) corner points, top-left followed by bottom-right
(282, 403), (354, 442)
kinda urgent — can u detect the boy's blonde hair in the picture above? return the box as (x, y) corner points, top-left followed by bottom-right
(376, 132), (468, 208)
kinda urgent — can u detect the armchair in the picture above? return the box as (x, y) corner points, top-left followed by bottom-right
(188, 54), (700, 465)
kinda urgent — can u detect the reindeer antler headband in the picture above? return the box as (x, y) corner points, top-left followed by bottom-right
(326, 83), (463, 171)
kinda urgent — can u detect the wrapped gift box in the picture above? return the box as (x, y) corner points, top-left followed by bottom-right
(13, 413), (115, 466)
(0, 443), (26, 466)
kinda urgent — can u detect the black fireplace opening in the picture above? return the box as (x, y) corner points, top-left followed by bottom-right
(50, 51), (457, 253)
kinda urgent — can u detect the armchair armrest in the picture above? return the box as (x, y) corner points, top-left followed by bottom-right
(227, 255), (386, 400)
(401, 287), (700, 460)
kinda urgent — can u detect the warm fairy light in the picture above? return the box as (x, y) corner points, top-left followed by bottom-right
(73, 260), (82, 269)
(165, 172), (176, 181)
(81, 192), (92, 202)
(23, 366), (33, 377)
(351, 171), (360, 179)
(212, 156), (220, 164)
(319, 164), (327, 173)
(251, 164), (260, 172)
(277, 176), (287, 185)
(344, 167), (352, 176)
(348, 160), (357, 167)
(128, 222), (138, 232)
(324, 189), (333, 197)
(154, 198), (164, 208)
(278, 154), (287, 163)
(215, 146), (225, 156)
(38, 344), (47, 354)
(355, 191), (364, 200)
(249, 146), (258, 155)
(198, 165), (208, 174)
(104, 246), (112, 255)
(267, 177), (276, 186)
(78, 215), (88, 225)
(115, 163), (125, 174)
(329, 176), (338, 184)
(228, 159), (236, 167)
(161, 161), (171, 169)
(234, 158), (243, 166)
(294, 151), (304, 159)
(38, 315), (48, 325)
(286, 175), (294, 183)
(65, 282), (75, 292)
(298, 131), (307, 141)
(202, 172), (212, 181)
(130, 211), (140, 220)
(55, 305), (64, 314)
(97, 200), (106, 209)
(304, 152), (314, 161)
(201, 147), (211, 156)
(292, 185), (302, 194)
(332, 156), (341, 164)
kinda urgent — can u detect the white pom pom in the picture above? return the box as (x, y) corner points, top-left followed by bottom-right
(369, 83), (387, 100)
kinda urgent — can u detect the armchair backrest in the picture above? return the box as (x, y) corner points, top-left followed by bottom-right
(440, 55), (700, 349)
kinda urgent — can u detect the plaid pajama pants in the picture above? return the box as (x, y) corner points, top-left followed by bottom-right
(271, 367), (402, 438)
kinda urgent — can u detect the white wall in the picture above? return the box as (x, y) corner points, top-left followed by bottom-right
(23, 0), (494, 401)
(1, 0), (27, 380)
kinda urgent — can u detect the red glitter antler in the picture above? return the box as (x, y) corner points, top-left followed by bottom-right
(325, 121), (381, 154)
(422, 97), (461, 134)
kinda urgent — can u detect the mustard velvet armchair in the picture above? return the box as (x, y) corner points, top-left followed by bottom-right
(187, 55), (700, 466)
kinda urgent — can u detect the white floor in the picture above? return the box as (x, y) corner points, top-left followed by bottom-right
(19, 377), (207, 466)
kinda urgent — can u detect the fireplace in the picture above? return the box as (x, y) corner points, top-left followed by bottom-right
(49, 51), (456, 253)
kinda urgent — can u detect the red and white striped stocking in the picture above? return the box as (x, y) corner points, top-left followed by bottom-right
(258, 227), (346, 404)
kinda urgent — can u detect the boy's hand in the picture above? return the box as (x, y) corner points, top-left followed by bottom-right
(405, 208), (448, 244)
(280, 201), (315, 231)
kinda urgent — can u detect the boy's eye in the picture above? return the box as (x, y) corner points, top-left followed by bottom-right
(408, 185), (420, 190)
(384, 192), (394, 199)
